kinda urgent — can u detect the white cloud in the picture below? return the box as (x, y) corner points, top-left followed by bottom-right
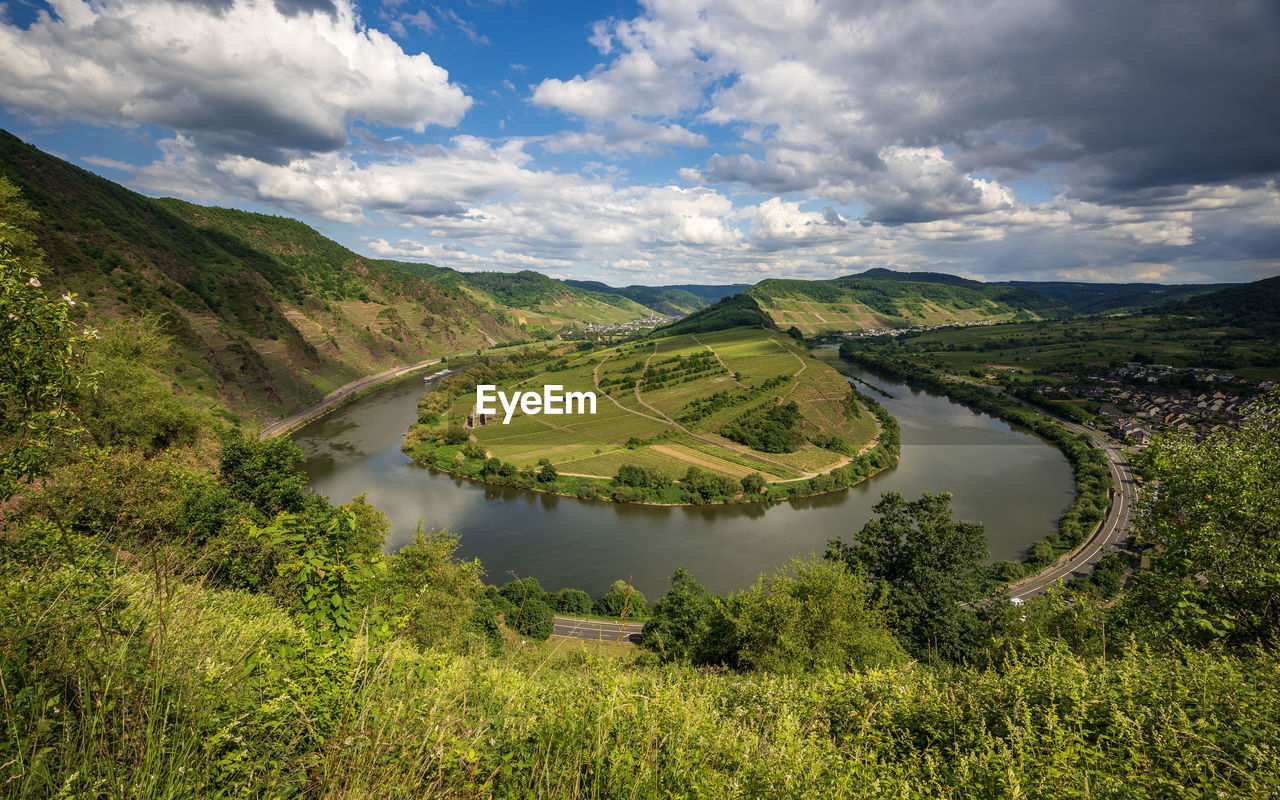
(0, 0), (471, 159)
(543, 120), (707, 156)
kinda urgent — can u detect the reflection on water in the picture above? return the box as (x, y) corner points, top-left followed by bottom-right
(294, 354), (1074, 597)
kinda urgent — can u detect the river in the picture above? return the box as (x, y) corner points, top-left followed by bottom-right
(293, 350), (1074, 597)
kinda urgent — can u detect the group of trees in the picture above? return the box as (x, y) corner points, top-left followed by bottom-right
(641, 490), (992, 668)
(720, 400), (804, 453)
(482, 577), (650, 641)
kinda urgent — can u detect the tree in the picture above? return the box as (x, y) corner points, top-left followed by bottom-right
(594, 579), (647, 618)
(740, 472), (767, 494)
(382, 528), (487, 652)
(1121, 396), (1280, 646)
(536, 458), (558, 483)
(826, 491), (988, 663)
(728, 557), (904, 673)
(218, 428), (310, 515)
(551, 588), (591, 615)
(641, 567), (719, 662)
(510, 595), (554, 640)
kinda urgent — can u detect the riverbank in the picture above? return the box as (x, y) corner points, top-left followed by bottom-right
(838, 344), (1122, 587)
(259, 357), (446, 440)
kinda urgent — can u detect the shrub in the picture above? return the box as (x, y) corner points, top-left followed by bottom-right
(593, 580), (647, 618)
(551, 588), (592, 615)
(510, 596), (554, 640)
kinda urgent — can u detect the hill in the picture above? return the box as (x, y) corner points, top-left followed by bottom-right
(1004, 279), (1232, 314)
(561, 280), (708, 316)
(1156, 275), (1280, 335)
(653, 292), (775, 336)
(0, 132), (668, 421)
(657, 282), (751, 302)
(394, 267), (662, 328)
(663, 271), (1070, 336)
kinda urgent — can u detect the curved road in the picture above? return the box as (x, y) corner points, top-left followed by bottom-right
(941, 377), (1137, 600)
(1005, 410), (1136, 600)
(259, 357), (444, 440)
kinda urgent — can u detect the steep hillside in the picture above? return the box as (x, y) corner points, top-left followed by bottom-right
(743, 272), (1069, 334)
(562, 280), (708, 316)
(1156, 275), (1280, 335)
(1004, 280), (1232, 314)
(451, 270), (652, 326)
(0, 131), (526, 421)
(653, 293), (775, 336)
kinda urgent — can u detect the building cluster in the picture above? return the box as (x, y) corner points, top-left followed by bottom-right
(842, 319), (998, 339)
(1039, 362), (1275, 445)
(584, 314), (678, 333)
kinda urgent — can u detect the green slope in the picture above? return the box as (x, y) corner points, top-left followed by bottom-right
(562, 279), (709, 316)
(740, 272), (1068, 335)
(1004, 279), (1233, 314)
(654, 293), (775, 336)
(0, 130), (528, 420)
(1156, 275), (1280, 336)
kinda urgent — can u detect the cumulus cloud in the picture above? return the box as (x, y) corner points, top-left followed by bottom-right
(0, 0), (471, 161)
(543, 120), (707, 156)
(535, 0), (1280, 223)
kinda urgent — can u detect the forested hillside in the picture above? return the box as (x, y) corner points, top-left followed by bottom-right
(0, 132), (538, 420)
(1003, 279), (1231, 314)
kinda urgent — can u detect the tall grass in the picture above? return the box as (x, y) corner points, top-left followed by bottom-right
(4, 555), (1279, 798)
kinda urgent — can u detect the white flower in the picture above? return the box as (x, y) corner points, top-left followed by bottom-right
(82, 327), (100, 339)
(27, 277), (40, 287)
(62, 294), (75, 305)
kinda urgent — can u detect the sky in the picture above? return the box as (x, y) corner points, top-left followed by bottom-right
(1, 0), (1278, 287)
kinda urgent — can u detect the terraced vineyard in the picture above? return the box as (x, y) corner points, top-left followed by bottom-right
(404, 327), (892, 504)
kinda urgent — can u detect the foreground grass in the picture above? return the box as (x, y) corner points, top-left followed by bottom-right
(5, 562), (1279, 799)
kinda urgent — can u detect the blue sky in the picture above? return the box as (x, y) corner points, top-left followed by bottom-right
(1, 0), (1278, 286)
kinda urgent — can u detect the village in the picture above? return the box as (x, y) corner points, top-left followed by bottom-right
(1036, 362), (1275, 446)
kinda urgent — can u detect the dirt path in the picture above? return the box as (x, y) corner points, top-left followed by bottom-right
(690, 333), (738, 381)
(593, 351), (668, 425)
(650, 444), (753, 478)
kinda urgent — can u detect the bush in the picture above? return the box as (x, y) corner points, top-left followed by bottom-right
(593, 580), (647, 618)
(551, 588), (592, 615)
(537, 459), (558, 483)
(510, 596), (554, 640)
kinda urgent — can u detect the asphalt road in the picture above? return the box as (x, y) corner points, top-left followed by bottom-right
(1005, 412), (1136, 600)
(938, 377), (1137, 601)
(258, 357), (443, 440)
(553, 615), (644, 644)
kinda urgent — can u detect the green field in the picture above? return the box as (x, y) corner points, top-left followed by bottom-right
(876, 314), (1280, 381)
(406, 327), (882, 502)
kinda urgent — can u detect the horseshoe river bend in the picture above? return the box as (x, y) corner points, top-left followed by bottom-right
(293, 349), (1074, 598)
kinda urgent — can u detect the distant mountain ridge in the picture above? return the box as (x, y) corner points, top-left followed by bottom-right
(4, 130), (1265, 418)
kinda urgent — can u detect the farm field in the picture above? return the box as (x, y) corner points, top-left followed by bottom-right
(424, 327), (879, 486)
(879, 314), (1280, 382)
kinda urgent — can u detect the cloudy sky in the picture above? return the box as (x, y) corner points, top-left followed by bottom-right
(2, 0), (1278, 286)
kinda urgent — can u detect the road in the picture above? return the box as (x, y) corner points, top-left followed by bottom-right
(552, 615), (644, 644)
(1005, 410), (1136, 601)
(258, 357), (444, 440)
(940, 376), (1138, 601)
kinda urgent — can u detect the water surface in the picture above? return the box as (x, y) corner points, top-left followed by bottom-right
(294, 353), (1073, 597)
